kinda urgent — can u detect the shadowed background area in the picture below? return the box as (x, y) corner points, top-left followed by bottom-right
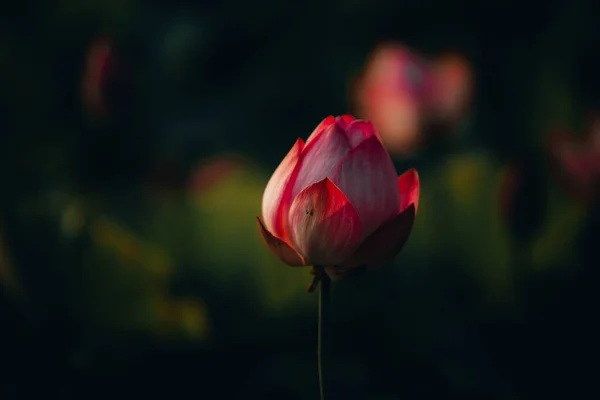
(1, 0), (600, 398)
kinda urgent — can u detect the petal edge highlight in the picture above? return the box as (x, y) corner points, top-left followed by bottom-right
(305, 116), (335, 146)
(257, 217), (308, 266)
(398, 168), (420, 214)
(261, 138), (304, 240)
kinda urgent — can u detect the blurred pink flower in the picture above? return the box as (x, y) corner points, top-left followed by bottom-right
(258, 115), (419, 281)
(549, 115), (600, 201)
(352, 43), (473, 156)
(430, 52), (474, 126)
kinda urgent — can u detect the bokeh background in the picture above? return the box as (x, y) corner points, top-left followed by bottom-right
(2, 0), (600, 398)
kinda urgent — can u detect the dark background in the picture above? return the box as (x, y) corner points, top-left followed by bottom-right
(1, 0), (600, 398)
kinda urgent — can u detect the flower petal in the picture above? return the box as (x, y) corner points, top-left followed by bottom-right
(257, 217), (308, 266)
(343, 120), (381, 147)
(288, 178), (362, 266)
(332, 135), (400, 239)
(292, 124), (352, 199)
(305, 116), (335, 146)
(336, 114), (356, 128)
(398, 168), (420, 214)
(341, 204), (416, 270)
(261, 138), (304, 241)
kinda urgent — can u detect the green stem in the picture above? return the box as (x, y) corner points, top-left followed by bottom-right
(316, 266), (331, 400)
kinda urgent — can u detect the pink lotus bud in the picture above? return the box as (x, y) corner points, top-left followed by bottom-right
(257, 115), (419, 280)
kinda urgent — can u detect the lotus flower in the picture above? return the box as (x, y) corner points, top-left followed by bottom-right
(352, 43), (473, 156)
(257, 115), (419, 281)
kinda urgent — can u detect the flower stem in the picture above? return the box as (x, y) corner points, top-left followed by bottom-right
(316, 266), (331, 400)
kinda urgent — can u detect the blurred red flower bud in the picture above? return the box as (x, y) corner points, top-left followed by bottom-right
(430, 52), (474, 126)
(82, 37), (114, 117)
(81, 35), (133, 119)
(549, 114), (600, 202)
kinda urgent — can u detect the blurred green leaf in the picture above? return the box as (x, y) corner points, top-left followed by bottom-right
(402, 153), (512, 303)
(188, 161), (312, 314)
